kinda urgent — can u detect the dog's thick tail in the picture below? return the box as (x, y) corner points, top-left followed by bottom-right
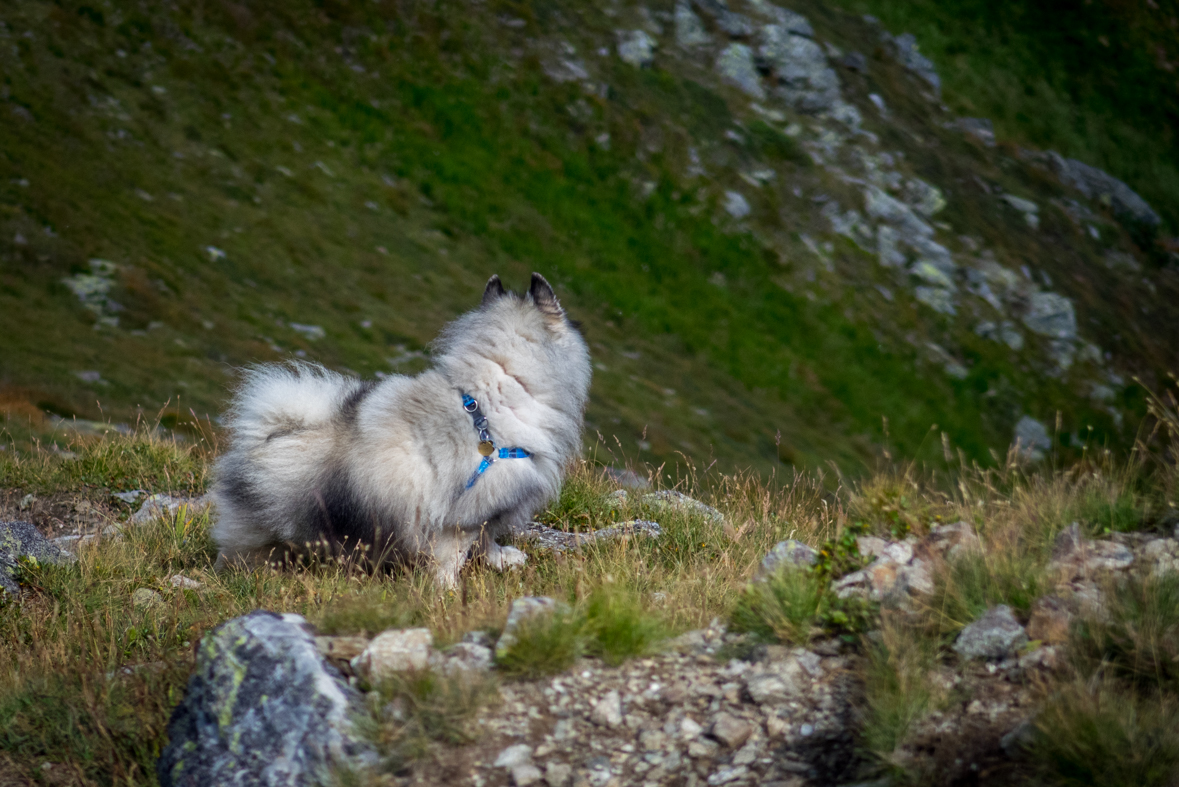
(224, 362), (361, 444)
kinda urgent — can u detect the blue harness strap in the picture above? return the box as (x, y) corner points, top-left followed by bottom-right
(461, 393), (531, 489)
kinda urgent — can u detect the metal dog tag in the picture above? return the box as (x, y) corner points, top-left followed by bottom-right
(478, 440), (495, 456)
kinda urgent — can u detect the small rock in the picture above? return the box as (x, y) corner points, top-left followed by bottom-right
(674, 3), (711, 48)
(1013, 416), (1052, 462)
(289, 323), (325, 340)
(1026, 596), (1071, 644)
(1049, 524), (1135, 574)
(0, 520), (75, 595)
(707, 765), (749, 785)
(710, 712), (752, 748)
(112, 489), (146, 504)
(953, 605), (1028, 660)
(680, 716), (704, 739)
(132, 588), (165, 610)
(495, 744), (534, 769)
(512, 764), (544, 786)
(716, 43), (765, 99)
(1000, 719), (1036, 755)
(168, 574), (202, 590)
(591, 690), (623, 728)
(130, 494), (212, 525)
(1047, 152), (1161, 229)
(722, 190), (752, 219)
(351, 628), (433, 679)
(921, 521), (982, 560)
(949, 117), (995, 146)
(496, 597), (562, 657)
(617, 30), (656, 68)
(885, 32), (940, 94)
(315, 636), (371, 662)
(429, 642), (493, 675)
(641, 490), (724, 523)
(758, 539), (818, 578)
(1022, 292), (1076, 340)
(545, 761), (573, 787)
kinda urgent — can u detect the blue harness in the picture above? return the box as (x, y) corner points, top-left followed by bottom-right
(462, 393), (531, 489)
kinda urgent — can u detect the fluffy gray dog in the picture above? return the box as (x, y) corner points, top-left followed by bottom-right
(211, 273), (591, 586)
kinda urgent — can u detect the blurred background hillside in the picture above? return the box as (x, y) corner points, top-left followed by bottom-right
(1, 0), (1176, 475)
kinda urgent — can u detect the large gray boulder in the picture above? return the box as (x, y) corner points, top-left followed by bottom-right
(157, 611), (377, 786)
(1048, 153), (1161, 229)
(0, 520), (74, 596)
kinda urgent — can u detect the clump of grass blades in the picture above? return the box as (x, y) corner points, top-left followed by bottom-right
(928, 550), (1046, 638)
(1069, 573), (1179, 692)
(494, 608), (586, 680)
(860, 614), (947, 769)
(583, 587), (664, 666)
(1029, 677), (1179, 787)
(731, 562), (876, 646)
(370, 669), (497, 763)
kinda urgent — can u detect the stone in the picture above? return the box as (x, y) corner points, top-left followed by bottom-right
(1026, 596), (1071, 644)
(496, 597), (563, 657)
(130, 493), (213, 525)
(350, 628), (433, 679)
(618, 30), (656, 68)
(758, 25), (841, 111)
(710, 712), (752, 748)
(520, 520), (661, 554)
(1048, 524), (1134, 574)
(675, 3), (711, 47)
(591, 690), (623, 728)
(716, 44), (765, 99)
(315, 636), (371, 663)
(1001, 194), (1039, 215)
(904, 178), (947, 217)
(0, 520), (74, 596)
(886, 32), (940, 94)
(545, 761), (573, 787)
(132, 588), (165, 610)
(921, 521), (981, 560)
(169, 574), (202, 590)
(289, 323), (325, 340)
(863, 186), (933, 240)
(744, 657), (805, 704)
(157, 611), (377, 786)
(1013, 416), (1052, 461)
(915, 286), (956, 315)
(758, 539), (818, 578)
(428, 641), (493, 675)
(1023, 292), (1079, 339)
(1048, 152), (1161, 229)
(641, 490), (724, 523)
(603, 467), (650, 489)
(496, 744), (534, 769)
(952, 605), (1028, 660)
(949, 117), (995, 146)
(707, 765), (749, 785)
(512, 764), (544, 786)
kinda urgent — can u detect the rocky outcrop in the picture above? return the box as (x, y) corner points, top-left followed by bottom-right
(157, 611), (378, 786)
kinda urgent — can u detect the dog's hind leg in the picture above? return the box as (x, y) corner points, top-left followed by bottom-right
(478, 527), (529, 572)
(426, 527), (479, 589)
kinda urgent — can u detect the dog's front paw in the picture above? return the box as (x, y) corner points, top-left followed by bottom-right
(488, 544), (528, 572)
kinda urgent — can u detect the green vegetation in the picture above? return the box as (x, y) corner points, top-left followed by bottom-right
(0, 0), (1168, 479)
(828, 0), (1179, 233)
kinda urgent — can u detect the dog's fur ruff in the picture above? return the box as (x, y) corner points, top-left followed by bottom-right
(210, 273), (591, 586)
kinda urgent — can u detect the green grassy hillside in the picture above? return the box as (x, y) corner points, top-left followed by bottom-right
(1, 0), (1175, 475)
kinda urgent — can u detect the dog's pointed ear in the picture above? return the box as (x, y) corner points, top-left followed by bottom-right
(529, 272), (563, 317)
(482, 275), (506, 306)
